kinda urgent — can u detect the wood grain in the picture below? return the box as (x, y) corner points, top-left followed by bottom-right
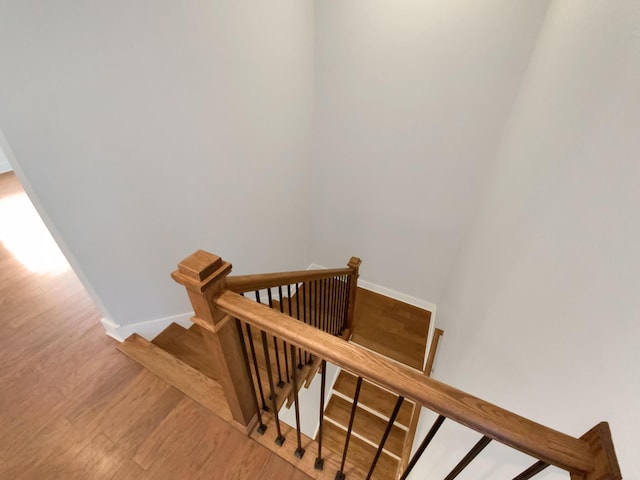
(152, 322), (218, 379)
(224, 268), (352, 294)
(0, 172), (311, 479)
(351, 287), (431, 370)
(214, 289), (597, 474)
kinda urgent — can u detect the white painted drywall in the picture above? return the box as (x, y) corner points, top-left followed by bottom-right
(422, 1), (640, 477)
(310, 0), (551, 305)
(0, 1), (314, 327)
(0, 144), (11, 173)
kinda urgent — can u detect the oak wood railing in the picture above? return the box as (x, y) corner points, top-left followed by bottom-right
(172, 250), (622, 480)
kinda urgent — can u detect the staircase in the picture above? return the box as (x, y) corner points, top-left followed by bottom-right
(116, 250), (622, 480)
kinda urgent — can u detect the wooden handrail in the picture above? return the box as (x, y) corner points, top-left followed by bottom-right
(214, 290), (597, 475)
(224, 268), (353, 293)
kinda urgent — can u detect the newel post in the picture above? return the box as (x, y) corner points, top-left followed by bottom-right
(345, 256), (362, 334)
(171, 250), (258, 433)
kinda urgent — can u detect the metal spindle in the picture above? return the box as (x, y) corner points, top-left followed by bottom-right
(513, 460), (550, 480)
(335, 376), (363, 480)
(316, 279), (322, 331)
(295, 282), (308, 364)
(316, 280), (324, 331)
(303, 282), (313, 364)
(259, 290), (284, 387)
(290, 344), (305, 458)
(341, 275), (348, 332)
(334, 277), (341, 334)
(268, 288), (289, 384)
(315, 359), (327, 470)
(336, 275), (344, 334)
(235, 319), (266, 434)
(324, 278), (330, 333)
(444, 436), (492, 480)
(399, 415), (446, 479)
(261, 330), (285, 446)
(366, 395), (404, 479)
(245, 324), (268, 412)
(344, 275), (352, 332)
(329, 278), (338, 335)
(288, 284), (303, 369)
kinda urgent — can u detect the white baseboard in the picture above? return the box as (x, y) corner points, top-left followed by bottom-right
(0, 159), (12, 174)
(102, 312), (194, 342)
(307, 263), (437, 313)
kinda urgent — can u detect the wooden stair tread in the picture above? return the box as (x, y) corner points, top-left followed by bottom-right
(152, 322), (217, 380)
(325, 395), (405, 458)
(117, 333), (232, 422)
(351, 288), (431, 370)
(333, 370), (413, 427)
(323, 421), (399, 480)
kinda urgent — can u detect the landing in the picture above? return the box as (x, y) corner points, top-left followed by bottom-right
(350, 288), (431, 370)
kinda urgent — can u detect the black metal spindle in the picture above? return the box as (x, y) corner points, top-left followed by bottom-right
(444, 436), (492, 480)
(290, 344), (305, 458)
(513, 460), (550, 480)
(399, 415), (446, 480)
(344, 275), (352, 332)
(336, 275), (344, 334)
(303, 282), (313, 364)
(366, 395), (404, 479)
(318, 278), (324, 332)
(261, 330), (285, 446)
(288, 284), (303, 369)
(235, 319), (266, 434)
(334, 277), (341, 335)
(335, 376), (363, 480)
(328, 278), (336, 335)
(315, 359), (327, 470)
(245, 324), (268, 412)
(341, 275), (348, 332)
(268, 288), (289, 385)
(295, 282), (308, 364)
(324, 278), (330, 333)
(315, 279), (320, 329)
(259, 290), (284, 387)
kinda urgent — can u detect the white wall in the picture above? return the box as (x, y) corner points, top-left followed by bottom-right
(311, 0), (551, 304)
(0, 1), (314, 328)
(426, 1), (640, 477)
(0, 144), (11, 173)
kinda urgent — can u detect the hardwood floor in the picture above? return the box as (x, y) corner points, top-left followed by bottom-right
(0, 172), (311, 480)
(351, 287), (431, 370)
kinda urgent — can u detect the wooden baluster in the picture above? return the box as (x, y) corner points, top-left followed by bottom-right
(171, 250), (258, 432)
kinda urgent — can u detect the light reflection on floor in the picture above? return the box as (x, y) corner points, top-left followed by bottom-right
(0, 193), (70, 275)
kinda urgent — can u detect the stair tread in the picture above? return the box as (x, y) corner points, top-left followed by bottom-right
(117, 333), (231, 422)
(333, 370), (413, 427)
(325, 395), (406, 458)
(152, 322), (217, 380)
(322, 420), (399, 480)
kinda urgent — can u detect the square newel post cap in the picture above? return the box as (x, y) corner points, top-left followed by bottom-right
(171, 249), (232, 293)
(348, 257), (362, 270)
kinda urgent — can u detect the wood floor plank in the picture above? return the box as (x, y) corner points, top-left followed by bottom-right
(117, 333), (232, 421)
(0, 171), (311, 480)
